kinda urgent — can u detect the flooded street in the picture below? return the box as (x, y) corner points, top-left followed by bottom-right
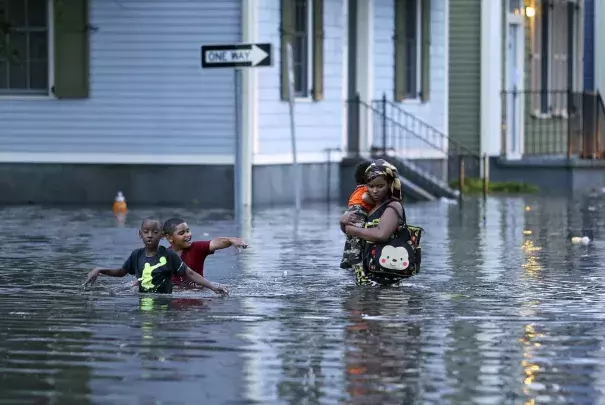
(2, 196), (605, 404)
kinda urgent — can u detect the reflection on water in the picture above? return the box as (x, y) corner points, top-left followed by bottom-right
(2, 196), (605, 404)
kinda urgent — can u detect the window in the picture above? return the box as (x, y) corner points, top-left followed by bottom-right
(508, 0), (522, 14)
(530, 0), (580, 116)
(280, 0), (324, 102)
(292, 0), (312, 98)
(0, 0), (49, 94)
(394, 0), (429, 102)
(402, 0), (421, 99)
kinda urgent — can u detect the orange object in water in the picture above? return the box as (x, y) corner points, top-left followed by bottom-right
(113, 191), (128, 213)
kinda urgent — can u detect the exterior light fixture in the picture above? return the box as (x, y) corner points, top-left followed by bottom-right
(525, 6), (536, 17)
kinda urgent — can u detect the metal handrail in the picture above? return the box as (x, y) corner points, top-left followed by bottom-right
(347, 94), (488, 196)
(372, 94), (480, 158)
(357, 98), (448, 153)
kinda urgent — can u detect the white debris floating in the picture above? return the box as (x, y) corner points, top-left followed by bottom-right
(571, 236), (591, 245)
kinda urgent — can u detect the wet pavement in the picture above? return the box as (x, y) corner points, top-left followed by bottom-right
(1, 196), (605, 404)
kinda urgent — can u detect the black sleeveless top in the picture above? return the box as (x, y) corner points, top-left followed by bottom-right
(366, 199), (406, 228)
(361, 199), (407, 284)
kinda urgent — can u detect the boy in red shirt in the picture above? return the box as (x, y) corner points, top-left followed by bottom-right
(162, 217), (248, 287)
(340, 161), (375, 269)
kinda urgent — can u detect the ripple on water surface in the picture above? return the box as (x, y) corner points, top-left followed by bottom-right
(1, 197), (605, 404)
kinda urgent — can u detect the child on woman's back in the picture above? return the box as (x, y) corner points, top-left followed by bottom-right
(162, 217), (248, 287)
(340, 162), (375, 269)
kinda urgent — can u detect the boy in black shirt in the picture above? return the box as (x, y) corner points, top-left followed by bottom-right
(84, 218), (227, 295)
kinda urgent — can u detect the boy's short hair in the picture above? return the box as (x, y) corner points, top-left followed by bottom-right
(163, 217), (185, 235)
(141, 217), (161, 229)
(354, 161), (372, 185)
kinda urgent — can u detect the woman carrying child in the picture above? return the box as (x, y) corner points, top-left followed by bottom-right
(340, 159), (422, 286)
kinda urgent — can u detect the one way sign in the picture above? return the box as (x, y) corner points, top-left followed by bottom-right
(201, 43), (272, 69)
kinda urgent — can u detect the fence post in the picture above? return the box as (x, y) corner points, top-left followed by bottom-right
(567, 90), (573, 159)
(353, 93), (361, 157)
(594, 94), (599, 159)
(482, 153), (489, 199)
(458, 155), (465, 196)
(501, 91), (508, 159)
(567, 115), (573, 159)
(597, 95), (601, 157)
(326, 148), (331, 204)
(381, 93), (387, 154)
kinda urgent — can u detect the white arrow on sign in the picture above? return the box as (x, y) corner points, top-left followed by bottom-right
(204, 45), (269, 66)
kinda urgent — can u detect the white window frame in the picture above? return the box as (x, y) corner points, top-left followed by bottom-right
(0, 0), (53, 99)
(292, 0), (313, 101)
(401, 0), (422, 103)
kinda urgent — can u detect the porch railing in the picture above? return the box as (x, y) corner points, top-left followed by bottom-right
(501, 90), (605, 158)
(367, 94), (482, 183)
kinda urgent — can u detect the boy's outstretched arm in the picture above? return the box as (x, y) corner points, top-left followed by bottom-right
(184, 266), (228, 295)
(84, 267), (128, 287)
(209, 237), (248, 252)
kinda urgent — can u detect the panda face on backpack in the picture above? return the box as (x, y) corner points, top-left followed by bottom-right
(367, 225), (423, 278)
(378, 245), (411, 270)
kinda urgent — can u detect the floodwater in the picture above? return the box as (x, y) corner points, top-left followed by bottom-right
(2, 195), (605, 404)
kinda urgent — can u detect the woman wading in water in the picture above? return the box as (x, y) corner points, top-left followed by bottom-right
(340, 159), (422, 286)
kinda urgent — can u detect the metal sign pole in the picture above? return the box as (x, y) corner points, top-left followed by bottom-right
(286, 43), (301, 211)
(200, 42), (272, 216)
(234, 68), (243, 220)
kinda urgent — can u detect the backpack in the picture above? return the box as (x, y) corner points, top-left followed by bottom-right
(365, 203), (424, 279)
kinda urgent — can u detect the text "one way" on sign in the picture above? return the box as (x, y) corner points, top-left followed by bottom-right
(201, 43), (272, 69)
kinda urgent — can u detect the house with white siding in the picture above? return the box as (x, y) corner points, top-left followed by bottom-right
(449, 0), (605, 195)
(0, 0), (450, 208)
(450, 0), (585, 166)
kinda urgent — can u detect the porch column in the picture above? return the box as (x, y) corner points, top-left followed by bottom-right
(346, 0), (359, 155)
(480, 0), (503, 161)
(346, 0), (373, 156)
(356, 0), (373, 153)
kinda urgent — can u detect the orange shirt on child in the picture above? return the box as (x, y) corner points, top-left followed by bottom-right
(348, 185), (374, 212)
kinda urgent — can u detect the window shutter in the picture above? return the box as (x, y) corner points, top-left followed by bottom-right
(551, 1), (568, 91)
(53, 0), (89, 99)
(394, 0), (407, 101)
(312, 0), (324, 101)
(420, 0), (431, 102)
(281, 0), (294, 101)
(552, 1), (568, 113)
